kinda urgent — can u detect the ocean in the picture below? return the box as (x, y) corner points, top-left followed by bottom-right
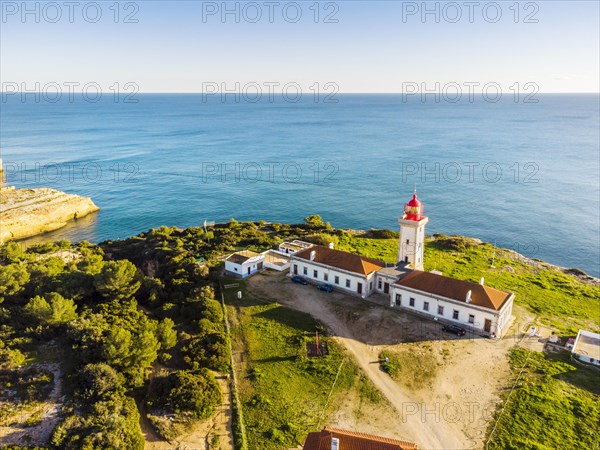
(1, 94), (598, 277)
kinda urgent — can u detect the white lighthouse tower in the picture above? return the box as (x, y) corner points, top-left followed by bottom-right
(398, 190), (428, 270)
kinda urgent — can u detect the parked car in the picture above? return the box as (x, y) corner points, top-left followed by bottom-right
(291, 275), (309, 285)
(442, 324), (466, 336)
(316, 284), (333, 293)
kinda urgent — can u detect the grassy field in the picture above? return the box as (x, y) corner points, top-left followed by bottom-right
(379, 344), (441, 391)
(222, 278), (381, 449)
(487, 348), (599, 450)
(336, 233), (398, 264)
(337, 234), (600, 334)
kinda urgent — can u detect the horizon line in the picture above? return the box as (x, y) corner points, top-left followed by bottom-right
(1, 91), (599, 95)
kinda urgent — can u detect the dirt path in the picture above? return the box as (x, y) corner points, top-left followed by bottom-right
(0, 363), (63, 447)
(248, 272), (520, 450)
(247, 272), (471, 450)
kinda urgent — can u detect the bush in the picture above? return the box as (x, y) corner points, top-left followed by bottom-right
(76, 363), (125, 402)
(146, 369), (221, 440)
(183, 331), (230, 372)
(0, 342), (26, 369)
(367, 229), (399, 239)
(379, 351), (399, 376)
(52, 395), (144, 450)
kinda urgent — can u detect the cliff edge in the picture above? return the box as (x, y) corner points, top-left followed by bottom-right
(0, 187), (99, 244)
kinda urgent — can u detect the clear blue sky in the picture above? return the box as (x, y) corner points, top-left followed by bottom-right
(1, 1), (598, 92)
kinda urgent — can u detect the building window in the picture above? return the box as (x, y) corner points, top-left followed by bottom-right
(324, 273), (328, 282)
(438, 305), (444, 315)
(468, 314), (475, 324)
(395, 293), (401, 306)
(334, 276), (339, 285)
(406, 239), (409, 245)
(303, 267), (307, 275)
(423, 301), (429, 312)
(346, 279), (351, 288)
(234, 267), (238, 272)
(453, 310), (459, 320)
(378, 279), (382, 289)
(313, 270), (318, 278)
(409, 297), (415, 307)
(369, 282), (372, 290)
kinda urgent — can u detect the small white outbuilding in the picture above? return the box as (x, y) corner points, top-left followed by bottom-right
(225, 251), (264, 278)
(571, 330), (600, 366)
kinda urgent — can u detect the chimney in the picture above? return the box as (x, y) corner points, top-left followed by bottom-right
(328, 242), (334, 249)
(479, 277), (485, 285)
(466, 290), (472, 303)
(310, 250), (316, 261)
(331, 437), (339, 450)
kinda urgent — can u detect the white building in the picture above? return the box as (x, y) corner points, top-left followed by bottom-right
(286, 191), (515, 338)
(261, 249), (290, 271)
(389, 271), (514, 337)
(571, 330), (600, 366)
(398, 192), (428, 270)
(290, 246), (386, 298)
(225, 250), (264, 278)
(279, 240), (313, 255)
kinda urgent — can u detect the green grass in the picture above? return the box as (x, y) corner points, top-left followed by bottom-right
(223, 279), (360, 449)
(379, 346), (440, 391)
(337, 234), (600, 334)
(487, 348), (599, 450)
(336, 234), (398, 263)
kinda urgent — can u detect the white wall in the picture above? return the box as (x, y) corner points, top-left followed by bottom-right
(290, 258), (376, 298)
(225, 256), (264, 278)
(576, 354), (600, 366)
(398, 217), (427, 269)
(389, 284), (509, 336)
(375, 273), (396, 295)
(278, 244), (301, 255)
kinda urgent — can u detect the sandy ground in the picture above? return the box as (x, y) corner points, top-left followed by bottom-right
(0, 363), (63, 447)
(247, 271), (528, 450)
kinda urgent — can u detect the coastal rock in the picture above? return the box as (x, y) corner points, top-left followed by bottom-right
(0, 187), (99, 244)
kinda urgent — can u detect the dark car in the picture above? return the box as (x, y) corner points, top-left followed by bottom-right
(442, 324), (466, 336)
(316, 284), (333, 293)
(291, 275), (309, 285)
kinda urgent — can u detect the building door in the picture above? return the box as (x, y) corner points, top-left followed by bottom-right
(384, 282), (389, 294)
(357, 283), (363, 295)
(247, 267), (251, 275)
(484, 319), (492, 333)
(293, 264), (298, 275)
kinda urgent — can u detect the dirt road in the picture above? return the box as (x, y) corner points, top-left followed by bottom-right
(0, 364), (63, 447)
(247, 271), (477, 450)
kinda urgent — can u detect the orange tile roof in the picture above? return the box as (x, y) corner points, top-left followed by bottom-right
(302, 427), (418, 450)
(293, 246), (386, 275)
(394, 270), (512, 311)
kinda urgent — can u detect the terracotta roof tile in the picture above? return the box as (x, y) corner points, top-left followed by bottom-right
(293, 246), (386, 275)
(302, 427), (418, 450)
(394, 270), (512, 311)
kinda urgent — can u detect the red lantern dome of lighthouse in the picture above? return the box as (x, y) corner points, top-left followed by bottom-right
(404, 192), (424, 221)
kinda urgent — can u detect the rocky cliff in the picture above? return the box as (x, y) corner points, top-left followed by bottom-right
(0, 187), (99, 244)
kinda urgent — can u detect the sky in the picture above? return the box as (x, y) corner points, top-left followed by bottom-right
(1, 1), (599, 93)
